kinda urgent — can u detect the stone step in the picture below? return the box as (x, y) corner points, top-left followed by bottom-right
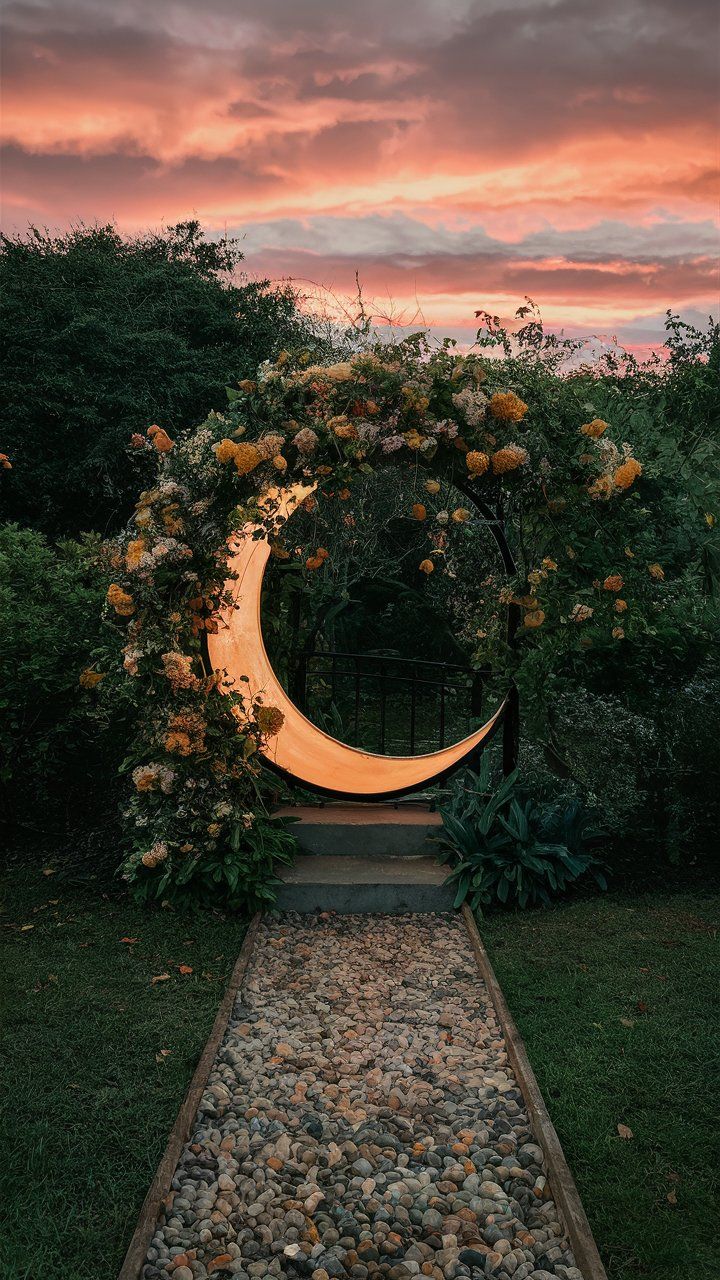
(275, 854), (455, 914)
(274, 803), (442, 858)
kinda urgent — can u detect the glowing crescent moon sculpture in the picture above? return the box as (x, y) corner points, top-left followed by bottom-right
(207, 482), (508, 799)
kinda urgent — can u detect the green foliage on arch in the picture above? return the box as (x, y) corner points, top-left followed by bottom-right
(92, 327), (692, 908)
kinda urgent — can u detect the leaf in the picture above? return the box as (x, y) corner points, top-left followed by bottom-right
(178, 964), (193, 975)
(20, 924), (34, 932)
(620, 1017), (635, 1028)
(666, 1189), (677, 1206)
(617, 1123), (634, 1140)
(636, 1000), (650, 1014)
(155, 1048), (172, 1063)
(42, 867), (56, 876)
(120, 936), (139, 944)
(151, 972), (171, 985)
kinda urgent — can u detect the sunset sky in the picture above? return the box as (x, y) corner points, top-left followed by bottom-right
(2, 0), (718, 355)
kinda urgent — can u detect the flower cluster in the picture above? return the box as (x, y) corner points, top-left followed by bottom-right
(97, 338), (654, 905)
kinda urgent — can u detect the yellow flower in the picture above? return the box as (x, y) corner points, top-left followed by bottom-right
(107, 583), (134, 616)
(625, 547), (635, 558)
(213, 438), (239, 464)
(523, 609), (545, 629)
(612, 626), (625, 640)
(648, 563), (665, 580)
(705, 513), (715, 527)
(542, 558), (558, 571)
(588, 474), (613, 500)
(233, 443), (262, 475)
(424, 479), (441, 494)
(79, 669), (105, 688)
(412, 503), (427, 521)
(466, 450), (490, 475)
(404, 429), (425, 450)
(419, 559), (434, 574)
(489, 392), (528, 423)
(452, 507), (471, 523)
(603, 575), (624, 592)
(580, 418), (609, 439)
(491, 445), (529, 474)
(614, 458), (642, 490)
(615, 599), (628, 613)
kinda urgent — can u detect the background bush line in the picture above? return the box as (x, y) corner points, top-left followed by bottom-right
(1, 222), (718, 894)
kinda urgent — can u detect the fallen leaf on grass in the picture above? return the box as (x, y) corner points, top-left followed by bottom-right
(667, 1189), (677, 1205)
(151, 973), (171, 985)
(20, 924), (34, 932)
(636, 1000), (650, 1014)
(668, 1169), (681, 1183)
(620, 1017), (635, 1028)
(47, 974), (58, 984)
(42, 868), (56, 876)
(120, 936), (139, 944)
(178, 964), (193, 975)
(617, 1123), (634, 1140)
(155, 1048), (172, 1063)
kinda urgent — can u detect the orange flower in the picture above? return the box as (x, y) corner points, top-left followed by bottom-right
(338, 487), (351, 500)
(125, 538), (146, 570)
(161, 651), (200, 691)
(424, 479), (441, 494)
(603, 575), (624, 592)
(0, 453), (12, 469)
(419, 559), (434, 574)
(588, 474), (613, 500)
(523, 609), (545, 629)
(614, 458), (642, 490)
(238, 379), (256, 393)
(412, 503), (427, 521)
(489, 392), (528, 423)
(305, 554), (324, 570)
(648, 563), (665, 580)
(164, 710), (206, 756)
(255, 705), (285, 737)
(580, 418), (609, 439)
(491, 445), (529, 474)
(272, 455), (287, 472)
(79, 669), (105, 688)
(213, 438), (239, 464)
(466, 451), (490, 475)
(148, 426), (173, 452)
(452, 507), (471, 523)
(612, 626), (625, 640)
(615, 599), (628, 613)
(107, 583), (134, 616)
(233, 443), (262, 475)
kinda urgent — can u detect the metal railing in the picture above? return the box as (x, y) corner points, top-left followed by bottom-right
(293, 650), (486, 755)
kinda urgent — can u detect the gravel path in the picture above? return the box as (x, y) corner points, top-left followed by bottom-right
(143, 914), (584, 1280)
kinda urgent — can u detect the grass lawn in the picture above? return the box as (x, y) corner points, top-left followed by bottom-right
(1, 858), (717, 1280)
(0, 855), (248, 1280)
(481, 892), (719, 1280)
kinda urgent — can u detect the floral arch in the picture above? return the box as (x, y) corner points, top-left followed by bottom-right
(101, 340), (645, 906)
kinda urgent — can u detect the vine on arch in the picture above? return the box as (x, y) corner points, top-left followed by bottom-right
(98, 338), (650, 907)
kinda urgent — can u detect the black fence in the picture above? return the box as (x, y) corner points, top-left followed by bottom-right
(293, 650), (487, 756)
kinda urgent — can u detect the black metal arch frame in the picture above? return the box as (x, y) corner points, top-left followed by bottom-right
(205, 477), (520, 801)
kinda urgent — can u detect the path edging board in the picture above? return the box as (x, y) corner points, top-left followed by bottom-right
(461, 904), (608, 1280)
(117, 913), (262, 1280)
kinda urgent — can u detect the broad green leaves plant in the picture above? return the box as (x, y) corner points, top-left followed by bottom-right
(438, 761), (607, 911)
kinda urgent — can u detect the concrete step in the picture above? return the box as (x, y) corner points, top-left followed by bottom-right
(275, 854), (455, 914)
(274, 804), (442, 858)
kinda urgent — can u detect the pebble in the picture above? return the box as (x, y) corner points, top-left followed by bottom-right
(143, 915), (584, 1279)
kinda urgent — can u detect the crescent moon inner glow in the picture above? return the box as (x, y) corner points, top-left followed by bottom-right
(207, 482), (506, 799)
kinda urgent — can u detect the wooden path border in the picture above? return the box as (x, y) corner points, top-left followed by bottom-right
(461, 904), (608, 1280)
(117, 913), (262, 1280)
(119, 907), (606, 1280)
